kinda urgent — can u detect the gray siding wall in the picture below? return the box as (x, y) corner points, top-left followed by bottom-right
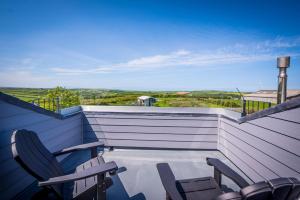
(218, 107), (300, 183)
(0, 101), (82, 200)
(83, 111), (218, 149)
(1, 97), (299, 199)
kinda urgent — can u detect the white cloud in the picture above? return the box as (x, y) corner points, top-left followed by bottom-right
(127, 54), (170, 66)
(47, 36), (300, 75)
(51, 67), (114, 75)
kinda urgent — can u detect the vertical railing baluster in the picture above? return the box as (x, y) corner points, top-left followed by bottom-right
(257, 101), (260, 111)
(241, 100), (246, 117)
(247, 100), (249, 114)
(56, 97), (60, 113)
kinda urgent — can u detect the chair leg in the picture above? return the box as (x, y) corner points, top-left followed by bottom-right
(91, 147), (98, 158)
(166, 192), (172, 200)
(214, 168), (222, 187)
(97, 174), (106, 200)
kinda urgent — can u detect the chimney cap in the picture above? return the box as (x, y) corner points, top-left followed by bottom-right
(277, 56), (290, 68)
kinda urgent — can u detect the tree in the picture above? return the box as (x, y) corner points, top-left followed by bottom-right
(46, 87), (80, 108)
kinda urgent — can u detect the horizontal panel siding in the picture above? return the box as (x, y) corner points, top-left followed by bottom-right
(102, 139), (217, 149)
(84, 124), (217, 135)
(269, 107), (300, 123)
(220, 121), (300, 172)
(86, 132), (217, 142)
(0, 102), (82, 200)
(85, 117), (218, 127)
(219, 131), (292, 179)
(0, 102), (33, 118)
(219, 136), (278, 180)
(219, 107), (300, 182)
(0, 114), (81, 150)
(248, 117), (300, 140)
(84, 113), (218, 120)
(218, 144), (263, 183)
(83, 112), (218, 149)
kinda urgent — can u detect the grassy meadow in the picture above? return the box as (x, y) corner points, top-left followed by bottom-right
(0, 87), (242, 106)
(2, 87), (270, 114)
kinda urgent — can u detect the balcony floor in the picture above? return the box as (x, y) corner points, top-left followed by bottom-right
(18, 149), (250, 200)
(101, 149), (249, 200)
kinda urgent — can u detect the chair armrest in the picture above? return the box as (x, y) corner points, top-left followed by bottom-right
(157, 163), (183, 200)
(38, 161), (118, 187)
(215, 192), (242, 200)
(53, 141), (104, 156)
(240, 181), (272, 199)
(206, 158), (249, 188)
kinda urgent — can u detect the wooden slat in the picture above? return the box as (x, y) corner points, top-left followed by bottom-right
(73, 156), (106, 198)
(83, 159), (96, 192)
(74, 162), (85, 196)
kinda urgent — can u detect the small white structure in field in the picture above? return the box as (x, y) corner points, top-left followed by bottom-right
(137, 96), (156, 106)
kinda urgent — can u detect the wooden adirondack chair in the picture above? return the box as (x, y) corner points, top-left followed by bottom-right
(11, 129), (118, 200)
(157, 158), (300, 200)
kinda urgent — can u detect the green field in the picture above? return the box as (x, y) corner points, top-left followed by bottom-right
(0, 87), (242, 106)
(1, 87), (267, 114)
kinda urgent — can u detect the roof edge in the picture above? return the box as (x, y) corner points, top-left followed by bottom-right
(0, 92), (81, 119)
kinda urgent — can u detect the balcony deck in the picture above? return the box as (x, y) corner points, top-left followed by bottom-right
(105, 149), (250, 200)
(61, 148), (248, 200)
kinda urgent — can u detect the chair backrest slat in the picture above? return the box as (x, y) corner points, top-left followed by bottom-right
(287, 178), (300, 200)
(11, 129), (64, 197)
(268, 178), (293, 200)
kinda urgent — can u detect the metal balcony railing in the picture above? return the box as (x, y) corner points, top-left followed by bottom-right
(30, 97), (80, 113)
(241, 99), (272, 116)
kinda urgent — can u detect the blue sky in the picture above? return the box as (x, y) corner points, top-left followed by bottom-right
(0, 0), (300, 91)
